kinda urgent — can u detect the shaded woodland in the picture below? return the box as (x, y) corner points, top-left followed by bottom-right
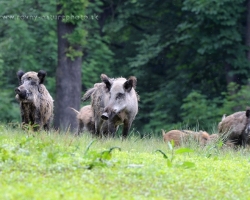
(1, 0), (250, 135)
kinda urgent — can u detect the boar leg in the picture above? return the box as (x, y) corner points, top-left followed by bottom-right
(20, 104), (31, 125)
(122, 120), (132, 139)
(241, 132), (248, 148)
(33, 109), (41, 131)
(107, 122), (117, 137)
(95, 119), (104, 137)
(43, 116), (52, 131)
(78, 120), (84, 135)
(43, 124), (49, 131)
(21, 112), (29, 127)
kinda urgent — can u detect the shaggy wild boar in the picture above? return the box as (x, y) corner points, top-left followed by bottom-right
(70, 105), (95, 135)
(82, 82), (110, 137)
(162, 129), (210, 146)
(15, 70), (53, 131)
(218, 107), (250, 147)
(82, 74), (139, 138)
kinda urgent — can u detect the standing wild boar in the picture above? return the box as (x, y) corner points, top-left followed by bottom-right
(82, 82), (111, 137)
(82, 74), (139, 138)
(162, 129), (210, 146)
(218, 107), (250, 147)
(15, 70), (53, 131)
(70, 105), (95, 135)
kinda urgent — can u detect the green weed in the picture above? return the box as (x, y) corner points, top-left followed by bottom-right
(156, 141), (195, 168)
(0, 125), (250, 199)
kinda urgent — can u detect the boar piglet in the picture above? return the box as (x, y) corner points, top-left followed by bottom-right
(208, 134), (219, 143)
(82, 82), (112, 137)
(15, 70), (53, 131)
(70, 105), (95, 135)
(162, 129), (210, 146)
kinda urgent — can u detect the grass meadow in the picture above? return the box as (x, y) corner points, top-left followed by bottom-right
(0, 124), (250, 200)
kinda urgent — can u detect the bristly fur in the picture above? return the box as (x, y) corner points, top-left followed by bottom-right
(218, 107), (250, 147)
(70, 105), (95, 135)
(15, 70), (53, 131)
(162, 129), (210, 146)
(81, 74), (139, 138)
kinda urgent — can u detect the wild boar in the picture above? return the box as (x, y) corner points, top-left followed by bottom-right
(162, 129), (210, 146)
(15, 70), (53, 131)
(70, 105), (95, 135)
(218, 107), (250, 147)
(100, 74), (138, 138)
(208, 134), (219, 143)
(82, 82), (113, 137)
(82, 74), (139, 138)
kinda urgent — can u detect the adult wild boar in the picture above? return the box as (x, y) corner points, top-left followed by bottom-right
(218, 107), (250, 147)
(162, 129), (210, 146)
(82, 74), (138, 138)
(15, 70), (53, 131)
(82, 82), (110, 137)
(70, 105), (95, 135)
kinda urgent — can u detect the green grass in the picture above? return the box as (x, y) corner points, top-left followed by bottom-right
(0, 124), (250, 200)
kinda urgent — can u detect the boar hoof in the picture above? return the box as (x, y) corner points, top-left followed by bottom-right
(101, 112), (109, 120)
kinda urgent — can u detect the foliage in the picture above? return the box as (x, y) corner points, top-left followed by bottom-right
(84, 141), (121, 169)
(156, 141), (195, 168)
(0, 0), (57, 123)
(58, 0), (88, 59)
(0, 0), (250, 134)
(180, 83), (250, 131)
(81, 0), (113, 89)
(221, 81), (250, 114)
(99, 0), (250, 133)
(181, 90), (222, 130)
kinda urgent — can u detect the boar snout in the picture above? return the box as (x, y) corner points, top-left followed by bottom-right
(15, 87), (27, 99)
(101, 112), (109, 120)
(101, 106), (122, 120)
(15, 87), (21, 94)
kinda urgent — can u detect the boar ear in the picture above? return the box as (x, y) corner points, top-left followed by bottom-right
(17, 70), (25, 84)
(124, 76), (137, 92)
(101, 74), (112, 91)
(246, 107), (250, 118)
(37, 70), (47, 84)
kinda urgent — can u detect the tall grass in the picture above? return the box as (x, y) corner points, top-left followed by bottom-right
(0, 123), (250, 199)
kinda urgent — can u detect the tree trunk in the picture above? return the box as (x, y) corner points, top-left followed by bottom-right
(54, 5), (82, 132)
(246, 0), (250, 61)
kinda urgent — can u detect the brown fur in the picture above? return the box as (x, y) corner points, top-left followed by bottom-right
(162, 129), (210, 146)
(15, 70), (53, 131)
(70, 105), (95, 135)
(82, 82), (112, 137)
(209, 134), (219, 142)
(218, 107), (250, 147)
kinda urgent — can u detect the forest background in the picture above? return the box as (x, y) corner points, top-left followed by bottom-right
(1, 0), (250, 135)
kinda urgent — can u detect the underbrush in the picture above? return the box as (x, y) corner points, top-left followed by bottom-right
(0, 124), (250, 199)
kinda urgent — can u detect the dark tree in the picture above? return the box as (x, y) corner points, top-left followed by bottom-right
(54, 4), (83, 132)
(246, 0), (250, 61)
